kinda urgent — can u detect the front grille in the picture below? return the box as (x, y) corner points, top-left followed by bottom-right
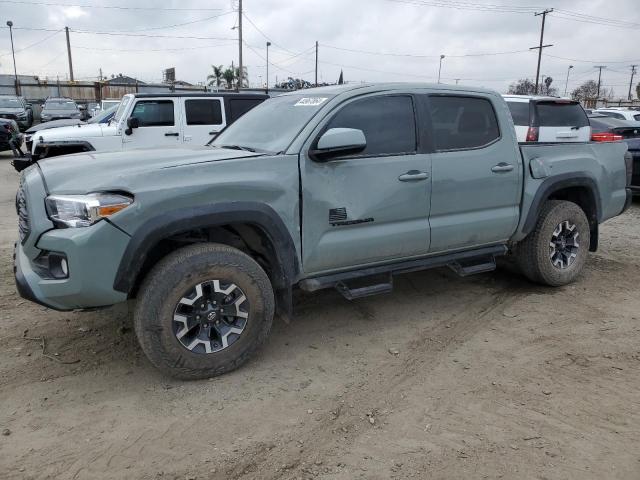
(16, 178), (30, 244)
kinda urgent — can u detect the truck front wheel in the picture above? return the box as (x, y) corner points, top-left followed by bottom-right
(134, 243), (274, 379)
(515, 200), (590, 286)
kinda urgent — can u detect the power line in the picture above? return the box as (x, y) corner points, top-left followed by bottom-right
(544, 53), (640, 64)
(320, 43), (532, 58)
(0, 0), (222, 11)
(0, 28), (62, 57)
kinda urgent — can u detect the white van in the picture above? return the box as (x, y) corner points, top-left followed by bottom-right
(27, 92), (268, 162)
(503, 95), (591, 143)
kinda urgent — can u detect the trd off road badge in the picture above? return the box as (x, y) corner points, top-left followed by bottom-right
(329, 207), (374, 227)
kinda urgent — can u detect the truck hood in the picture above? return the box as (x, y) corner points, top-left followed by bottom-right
(26, 119), (84, 134)
(38, 146), (264, 193)
(36, 123), (113, 142)
(0, 107), (25, 115)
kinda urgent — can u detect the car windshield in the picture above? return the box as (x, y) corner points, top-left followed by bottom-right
(211, 94), (334, 154)
(0, 98), (22, 108)
(88, 104), (119, 124)
(112, 95), (131, 124)
(44, 100), (77, 110)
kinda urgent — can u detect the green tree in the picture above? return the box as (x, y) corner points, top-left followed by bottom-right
(207, 65), (224, 88)
(222, 67), (236, 89)
(507, 79), (536, 95)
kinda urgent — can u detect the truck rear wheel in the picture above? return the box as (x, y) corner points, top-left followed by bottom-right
(134, 243), (274, 380)
(515, 200), (590, 286)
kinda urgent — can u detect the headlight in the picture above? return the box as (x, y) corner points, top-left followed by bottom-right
(45, 193), (133, 228)
(18, 112), (28, 119)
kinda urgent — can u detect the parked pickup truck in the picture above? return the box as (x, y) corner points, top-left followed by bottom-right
(14, 83), (633, 379)
(12, 92), (268, 171)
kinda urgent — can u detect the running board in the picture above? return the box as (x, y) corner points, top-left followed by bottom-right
(335, 274), (393, 300)
(299, 245), (507, 295)
(448, 256), (497, 277)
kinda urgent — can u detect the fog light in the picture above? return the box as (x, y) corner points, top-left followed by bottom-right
(60, 258), (68, 276)
(33, 251), (69, 279)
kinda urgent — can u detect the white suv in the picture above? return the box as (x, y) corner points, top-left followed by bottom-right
(593, 108), (640, 122)
(503, 95), (591, 143)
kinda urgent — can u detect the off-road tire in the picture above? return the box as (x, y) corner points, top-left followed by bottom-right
(515, 200), (590, 286)
(134, 243), (274, 380)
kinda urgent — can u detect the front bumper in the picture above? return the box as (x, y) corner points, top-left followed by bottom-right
(14, 188), (131, 310)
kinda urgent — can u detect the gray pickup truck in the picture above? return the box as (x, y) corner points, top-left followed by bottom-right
(14, 83), (633, 379)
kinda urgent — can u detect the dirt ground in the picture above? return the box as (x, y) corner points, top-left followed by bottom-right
(0, 151), (639, 480)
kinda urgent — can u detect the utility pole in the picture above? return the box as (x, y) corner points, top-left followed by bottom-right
(6, 21), (19, 94)
(628, 65), (637, 100)
(531, 8), (553, 94)
(315, 41), (318, 87)
(65, 26), (74, 82)
(437, 54), (445, 83)
(266, 41), (271, 94)
(564, 65), (573, 96)
(237, 0), (243, 92)
(454, 78), (460, 85)
(594, 65), (606, 98)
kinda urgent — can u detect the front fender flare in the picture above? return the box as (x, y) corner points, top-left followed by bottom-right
(112, 202), (300, 296)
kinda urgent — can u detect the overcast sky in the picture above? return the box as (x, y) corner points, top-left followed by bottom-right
(1, 0), (639, 97)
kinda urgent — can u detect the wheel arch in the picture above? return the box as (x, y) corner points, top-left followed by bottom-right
(522, 173), (601, 252)
(113, 202), (300, 317)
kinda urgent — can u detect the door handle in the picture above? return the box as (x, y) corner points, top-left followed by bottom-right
(491, 162), (514, 173)
(164, 132), (179, 137)
(208, 131), (218, 135)
(398, 170), (429, 182)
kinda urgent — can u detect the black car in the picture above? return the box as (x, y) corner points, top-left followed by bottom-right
(0, 95), (33, 130)
(589, 114), (640, 195)
(40, 97), (83, 122)
(0, 118), (22, 152)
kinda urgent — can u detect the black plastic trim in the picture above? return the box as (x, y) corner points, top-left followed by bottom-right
(522, 172), (601, 237)
(112, 202), (300, 295)
(299, 245), (507, 292)
(13, 242), (66, 311)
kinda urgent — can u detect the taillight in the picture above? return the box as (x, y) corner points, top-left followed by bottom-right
(526, 127), (539, 142)
(591, 132), (623, 142)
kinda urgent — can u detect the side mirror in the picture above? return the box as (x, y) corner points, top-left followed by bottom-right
(310, 128), (366, 161)
(79, 105), (87, 111)
(125, 117), (139, 136)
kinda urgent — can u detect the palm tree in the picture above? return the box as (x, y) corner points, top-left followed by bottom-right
(222, 67), (236, 89)
(207, 65), (224, 89)
(234, 66), (248, 89)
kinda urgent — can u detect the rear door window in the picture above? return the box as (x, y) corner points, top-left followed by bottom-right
(185, 99), (223, 125)
(506, 101), (530, 126)
(429, 96), (501, 151)
(131, 100), (174, 127)
(535, 102), (588, 127)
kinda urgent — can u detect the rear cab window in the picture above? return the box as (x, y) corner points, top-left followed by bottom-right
(429, 95), (501, 151)
(533, 101), (588, 127)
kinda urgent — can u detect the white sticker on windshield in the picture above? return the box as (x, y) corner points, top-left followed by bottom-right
(294, 97), (328, 106)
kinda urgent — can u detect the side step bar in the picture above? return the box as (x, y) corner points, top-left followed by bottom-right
(299, 245), (507, 299)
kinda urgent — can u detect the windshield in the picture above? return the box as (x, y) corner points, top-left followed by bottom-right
(212, 94), (334, 154)
(0, 97), (22, 108)
(44, 100), (78, 110)
(88, 104), (119, 124)
(112, 95), (131, 124)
